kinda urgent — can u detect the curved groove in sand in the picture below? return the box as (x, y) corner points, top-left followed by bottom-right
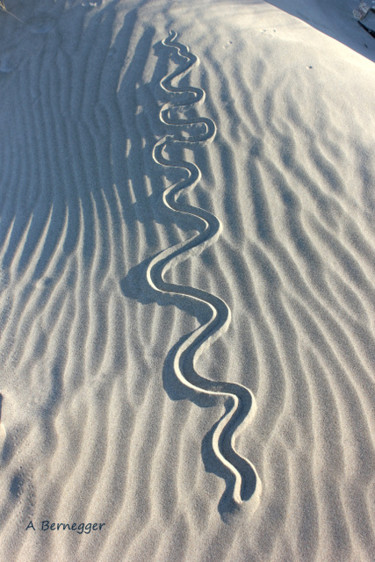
(148, 30), (260, 507)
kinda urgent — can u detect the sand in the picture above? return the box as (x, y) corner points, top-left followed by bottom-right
(0, 0), (374, 560)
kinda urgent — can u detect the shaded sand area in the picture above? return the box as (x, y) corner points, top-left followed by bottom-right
(0, 0), (375, 560)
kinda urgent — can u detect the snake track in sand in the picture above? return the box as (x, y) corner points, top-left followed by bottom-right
(148, 30), (261, 510)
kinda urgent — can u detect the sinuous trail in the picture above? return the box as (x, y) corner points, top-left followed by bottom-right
(148, 31), (260, 509)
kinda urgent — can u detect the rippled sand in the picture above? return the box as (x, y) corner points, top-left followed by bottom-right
(0, 0), (374, 560)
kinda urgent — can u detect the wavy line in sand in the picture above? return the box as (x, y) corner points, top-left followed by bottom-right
(148, 30), (261, 511)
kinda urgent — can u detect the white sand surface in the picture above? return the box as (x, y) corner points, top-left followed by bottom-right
(0, 0), (374, 560)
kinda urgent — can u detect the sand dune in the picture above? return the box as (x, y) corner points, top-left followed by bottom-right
(0, 0), (374, 560)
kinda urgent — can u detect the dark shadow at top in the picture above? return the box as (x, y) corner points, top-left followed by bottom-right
(265, 0), (375, 62)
